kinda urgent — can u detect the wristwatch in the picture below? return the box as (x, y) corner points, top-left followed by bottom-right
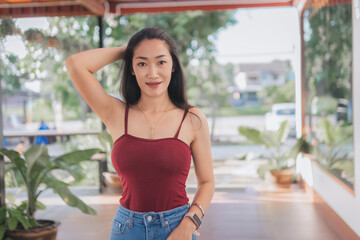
(184, 212), (202, 229)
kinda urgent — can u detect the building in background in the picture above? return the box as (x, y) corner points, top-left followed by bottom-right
(229, 60), (292, 107)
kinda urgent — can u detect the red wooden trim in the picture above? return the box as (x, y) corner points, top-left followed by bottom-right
(310, 0), (351, 8)
(302, 181), (360, 240)
(0, 2), (294, 18)
(0, 4), (92, 18)
(118, 3), (293, 15)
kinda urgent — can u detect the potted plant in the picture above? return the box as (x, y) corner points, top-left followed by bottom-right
(238, 120), (304, 188)
(0, 144), (100, 240)
(312, 117), (354, 184)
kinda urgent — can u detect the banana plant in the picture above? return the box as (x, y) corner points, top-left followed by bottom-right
(315, 117), (354, 177)
(238, 120), (304, 178)
(0, 144), (100, 232)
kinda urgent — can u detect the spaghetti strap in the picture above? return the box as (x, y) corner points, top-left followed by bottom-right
(124, 104), (129, 134)
(174, 109), (188, 139)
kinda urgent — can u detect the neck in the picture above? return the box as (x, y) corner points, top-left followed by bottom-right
(138, 94), (172, 112)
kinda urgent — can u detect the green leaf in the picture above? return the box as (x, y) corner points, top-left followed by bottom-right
(0, 225), (5, 240)
(45, 177), (96, 215)
(6, 217), (18, 231)
(0, 207), (6, 224)
(7, 207), (31, 230)
(0, 148), (27, 183)
(331, 161), (354, 177)
(5, 193), (15, 205)
(23, 144), (50, 177)
(36, 201), (46, 211)
(317, 117), (335, 145)
(238, 126), (264, 145)
(50, 185), (97, 215)
(53, 148), (100, 165)
(51, 162), (85, 182)
(29, 218), (39, 228)
(257, 162), (277, 179)
(288, 137), (304, 159)
(15, 215), (31, 230)
(261, 131), (278, 148)
(276, 120), (290, 144)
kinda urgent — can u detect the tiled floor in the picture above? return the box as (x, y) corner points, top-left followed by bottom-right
(34, 184), (352, 240)
(30, 158), (360, 240)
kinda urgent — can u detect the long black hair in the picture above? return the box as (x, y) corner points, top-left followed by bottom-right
(120, 28), (192, 111)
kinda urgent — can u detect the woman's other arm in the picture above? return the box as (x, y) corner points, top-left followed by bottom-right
(167, 107), (215, 240)
(65, 46), (126, 125)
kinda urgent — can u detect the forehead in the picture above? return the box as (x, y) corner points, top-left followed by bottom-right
(133, 39), (171, 59)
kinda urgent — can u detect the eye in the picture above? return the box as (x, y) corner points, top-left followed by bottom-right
(137, 62), (146, 67)
(159, 60), (167, 65)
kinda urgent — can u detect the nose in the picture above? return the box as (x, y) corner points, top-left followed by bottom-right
(148, 64), (159, 79)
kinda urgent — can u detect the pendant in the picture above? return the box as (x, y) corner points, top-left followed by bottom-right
(150, 125), (155, 138)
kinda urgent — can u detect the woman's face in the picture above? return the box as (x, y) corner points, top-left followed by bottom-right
(132, 39), (173, 99)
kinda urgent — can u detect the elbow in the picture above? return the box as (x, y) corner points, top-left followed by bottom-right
(198, 179), (215, 191)
(65, 55), (74, 71)
(65, 56), (72, 72)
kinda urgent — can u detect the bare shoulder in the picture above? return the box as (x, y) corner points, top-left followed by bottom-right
(188, 107), (208, 131)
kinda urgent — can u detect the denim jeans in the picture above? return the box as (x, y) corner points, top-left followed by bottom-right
(109, 202), (197, 240)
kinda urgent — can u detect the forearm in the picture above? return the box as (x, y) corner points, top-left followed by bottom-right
(180, 181), (215, 229)
(66, 46), (126, 74)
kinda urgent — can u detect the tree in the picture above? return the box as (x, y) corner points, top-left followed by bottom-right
(304, 4), (352, 133)
(304, 4), (352, 100)
(0, 18), (23, 94)
(258, 61), (295, 106)
(187, 58), (234, 140)
(2, 11), (236, 123)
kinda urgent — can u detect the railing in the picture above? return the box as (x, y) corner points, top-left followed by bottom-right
(3, 129), (101, 137)
(3, 129), (108, 193)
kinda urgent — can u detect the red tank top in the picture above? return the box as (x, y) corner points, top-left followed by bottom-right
(111, 105), (191, 212)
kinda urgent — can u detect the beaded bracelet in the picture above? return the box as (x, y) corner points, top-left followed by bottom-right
(191, 202), (205, 218)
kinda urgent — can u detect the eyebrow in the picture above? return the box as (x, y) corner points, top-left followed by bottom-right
(135, 55), (168, 60)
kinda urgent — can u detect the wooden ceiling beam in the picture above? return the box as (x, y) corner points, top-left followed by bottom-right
(76, 0), (104, 16)
(0, 0), (296, 18)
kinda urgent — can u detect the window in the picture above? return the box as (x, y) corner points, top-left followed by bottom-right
(303, 2), (354, 189)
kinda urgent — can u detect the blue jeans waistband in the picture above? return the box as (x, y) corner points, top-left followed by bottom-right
(115, 203), (190, 227)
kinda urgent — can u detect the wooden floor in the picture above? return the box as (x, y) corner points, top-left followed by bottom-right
(33, 185), (357, 240)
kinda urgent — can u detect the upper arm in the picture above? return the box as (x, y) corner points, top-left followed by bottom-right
(189, 107), (215, 186)
(65, 55), (115, 125)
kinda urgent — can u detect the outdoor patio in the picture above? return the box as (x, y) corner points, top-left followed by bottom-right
(29, 159), (357, 240)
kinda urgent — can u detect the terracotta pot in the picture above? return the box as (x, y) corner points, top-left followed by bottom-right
(270, 168), (294, 188)
(6, 220), (60, 240)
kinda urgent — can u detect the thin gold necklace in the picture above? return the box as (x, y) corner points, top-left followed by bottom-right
(139, 102), (171, 138)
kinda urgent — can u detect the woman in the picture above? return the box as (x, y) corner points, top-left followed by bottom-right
(66, 27), (215, 240)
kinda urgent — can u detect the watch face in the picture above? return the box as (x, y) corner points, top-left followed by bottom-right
(193, 213), (202, 226)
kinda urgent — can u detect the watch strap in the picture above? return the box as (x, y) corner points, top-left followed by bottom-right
(184, 212), (202, 230)
(191, 202), (205, 217)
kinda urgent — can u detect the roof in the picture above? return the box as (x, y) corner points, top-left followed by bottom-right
(236, 60), (290, 76)
(0, 0), (296, 18)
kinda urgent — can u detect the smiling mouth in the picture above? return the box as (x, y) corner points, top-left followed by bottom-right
(146, 82), (162, 87)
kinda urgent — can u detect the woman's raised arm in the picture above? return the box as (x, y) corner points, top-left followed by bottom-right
(65, 46), (126, 125)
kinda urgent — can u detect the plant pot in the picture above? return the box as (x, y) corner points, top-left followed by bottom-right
(6, 220), (60, 240)
(270, 168), (294, 188)
(103, 172), (123, 192)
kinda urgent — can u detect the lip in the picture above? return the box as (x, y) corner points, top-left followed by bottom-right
(146, 82), (162, 89)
